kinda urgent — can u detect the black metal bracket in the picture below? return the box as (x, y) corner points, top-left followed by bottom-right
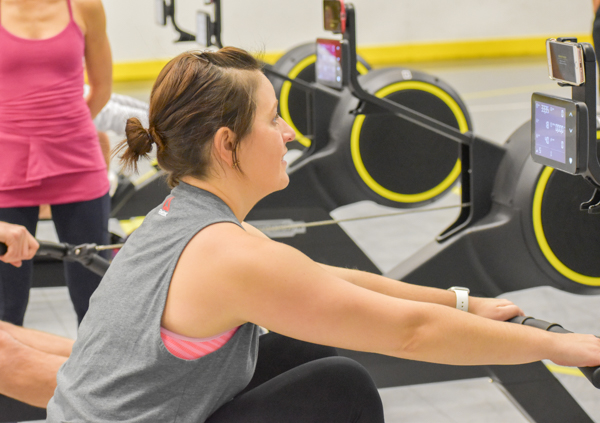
(580, 187), (600, 213)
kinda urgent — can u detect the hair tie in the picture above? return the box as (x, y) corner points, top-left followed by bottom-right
(147, 130), (155, 146)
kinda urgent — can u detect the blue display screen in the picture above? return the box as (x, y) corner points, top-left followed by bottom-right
(534, 101), (566, 164)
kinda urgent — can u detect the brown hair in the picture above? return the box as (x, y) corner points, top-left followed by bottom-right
(115, 47), (262, 187)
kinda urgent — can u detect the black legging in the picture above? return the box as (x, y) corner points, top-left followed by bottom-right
(206, 333), (385, 423)
(0, 193), (110, 325)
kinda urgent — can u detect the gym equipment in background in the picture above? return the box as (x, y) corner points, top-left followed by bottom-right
(388, 37), (600, 297)
(267, 41), (371, 150)
(340, 34), (600, 423)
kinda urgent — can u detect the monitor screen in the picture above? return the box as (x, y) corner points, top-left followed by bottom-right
(316, 38), (343, 89)
(533, 100), (567, 164)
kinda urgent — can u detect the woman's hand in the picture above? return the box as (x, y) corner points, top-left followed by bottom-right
(550, 332), (600, 368)
(469, 296), (525, 321)
(0, 222), (39, 267)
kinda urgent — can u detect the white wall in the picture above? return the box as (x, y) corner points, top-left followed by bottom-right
(104, 0), (596, 62)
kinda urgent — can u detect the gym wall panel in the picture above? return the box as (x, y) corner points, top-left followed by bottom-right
(103, 0), (594, 79)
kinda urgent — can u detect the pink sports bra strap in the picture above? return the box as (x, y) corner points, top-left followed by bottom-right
(160, 326), (240, 360)
(66, 0), (73, 20)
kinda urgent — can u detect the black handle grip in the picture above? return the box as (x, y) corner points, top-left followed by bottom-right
(36, 241), (69, 260)
(1, 241), (69, 259)
(1, 240), (110, 276)
(509, 316), (600, 389)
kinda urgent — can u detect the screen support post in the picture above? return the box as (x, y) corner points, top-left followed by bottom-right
(562, 39), (600, 212)
(339, 2), (507, 241)
(167, 0), (195, 42)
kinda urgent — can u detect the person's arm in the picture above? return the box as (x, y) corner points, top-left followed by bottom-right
(77, 0), (112, 119)
(318, 264), (523, 321)
(0, 222), (39, 267)
(167, 223), (600, 368)
(242, 222), (523, 321)
(594, 0), (600, 14)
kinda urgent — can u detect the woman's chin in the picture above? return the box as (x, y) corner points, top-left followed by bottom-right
(276, 174), (290, 192)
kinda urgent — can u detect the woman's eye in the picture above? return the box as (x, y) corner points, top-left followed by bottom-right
(273, 114), (280, 123)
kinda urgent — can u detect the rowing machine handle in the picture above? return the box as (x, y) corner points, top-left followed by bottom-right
(80, 254), (110, 277)
(1, 240), (70, 260)
(509, 316), (600, 389)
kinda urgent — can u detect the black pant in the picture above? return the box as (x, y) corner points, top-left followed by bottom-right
(206, 333), (384, 423)
(0, 193), (110, 325)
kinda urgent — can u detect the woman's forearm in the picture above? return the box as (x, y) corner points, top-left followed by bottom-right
(392, 302), (557, 365)
(320, 264), (458, 307)
(319, 265), (524, 321)
(86, 85), (112, 120)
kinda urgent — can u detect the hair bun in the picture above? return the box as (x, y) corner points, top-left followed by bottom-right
(125, 117), (154, 156)
(114, 117), (155, 173)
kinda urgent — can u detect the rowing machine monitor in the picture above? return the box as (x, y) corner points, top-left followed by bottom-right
(316, 38), (343, 89)
(531, 94), (587, 175)
(532, 38), (600, 213)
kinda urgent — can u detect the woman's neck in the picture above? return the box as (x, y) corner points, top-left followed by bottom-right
(180, 176), (259, 223)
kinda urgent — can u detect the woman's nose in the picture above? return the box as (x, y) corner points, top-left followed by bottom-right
(281, 118), (296, 143)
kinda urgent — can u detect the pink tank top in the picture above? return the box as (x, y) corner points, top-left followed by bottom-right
(0, 0), (108, 207)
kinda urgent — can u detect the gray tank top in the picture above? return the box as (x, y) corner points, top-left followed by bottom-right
(47, 182), (260, 422)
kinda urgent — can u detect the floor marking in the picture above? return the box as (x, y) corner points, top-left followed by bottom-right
(545, 363), (585, 378)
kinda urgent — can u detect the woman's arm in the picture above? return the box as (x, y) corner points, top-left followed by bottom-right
(318, 264), (523, 321)
(594, 0), (600, 14)
(76, 0), (112, 119)
(165, 223), (600, 368)
(242, 222), (523, 321)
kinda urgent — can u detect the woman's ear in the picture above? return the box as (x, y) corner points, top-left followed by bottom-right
(212, 127), (237, 168)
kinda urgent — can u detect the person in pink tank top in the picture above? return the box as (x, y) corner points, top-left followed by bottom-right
(0, 0), (113, 325)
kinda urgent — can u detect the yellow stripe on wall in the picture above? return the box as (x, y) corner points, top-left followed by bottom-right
(357, 34), (593, 65)
(112, 59), (171, 82)
(110, 34), (593, 82)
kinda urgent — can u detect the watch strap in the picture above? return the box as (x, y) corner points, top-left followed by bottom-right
(448, 287), (469, 312)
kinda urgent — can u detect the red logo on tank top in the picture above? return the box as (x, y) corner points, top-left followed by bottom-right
(158, 196), (174, 217)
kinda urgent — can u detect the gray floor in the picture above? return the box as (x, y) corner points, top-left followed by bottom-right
(22, 55), (600, 422)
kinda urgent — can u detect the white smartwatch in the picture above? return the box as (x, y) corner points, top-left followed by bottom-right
(448, 286), (470, 312)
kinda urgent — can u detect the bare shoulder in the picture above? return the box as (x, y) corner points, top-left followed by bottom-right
(178, 220), (321, 297)
(185, 220), (285, 268)
(71, 0), (106, 33)
(163, 220), (299, 336)
(71, 0), (105, 14)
